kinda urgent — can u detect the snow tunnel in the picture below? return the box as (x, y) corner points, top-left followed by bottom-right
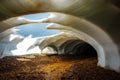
(0, 1), (120, 79)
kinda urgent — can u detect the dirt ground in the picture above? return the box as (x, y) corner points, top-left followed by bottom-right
(0, 54), (120, 80)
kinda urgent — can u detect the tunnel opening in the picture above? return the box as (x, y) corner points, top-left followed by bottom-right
(41, 46), (58, 55)
(59, 39), (97, 58)
(16, 12), (60, 38)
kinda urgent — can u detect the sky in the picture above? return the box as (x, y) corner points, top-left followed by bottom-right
(15, 13), (60, 38)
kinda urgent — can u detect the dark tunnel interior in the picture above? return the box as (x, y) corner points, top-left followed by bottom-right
(59, 40), (97, 58)
(73, 41), (97, 58)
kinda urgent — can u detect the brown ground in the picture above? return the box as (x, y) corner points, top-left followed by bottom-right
(0, 54), (120, 80)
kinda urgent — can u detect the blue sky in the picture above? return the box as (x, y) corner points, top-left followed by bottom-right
(16, 13), (60, 38)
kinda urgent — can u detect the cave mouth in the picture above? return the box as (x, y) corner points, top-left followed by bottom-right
(60, 40), (97, 58)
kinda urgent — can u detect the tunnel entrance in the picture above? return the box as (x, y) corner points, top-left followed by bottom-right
(59, 39), (97, 58)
